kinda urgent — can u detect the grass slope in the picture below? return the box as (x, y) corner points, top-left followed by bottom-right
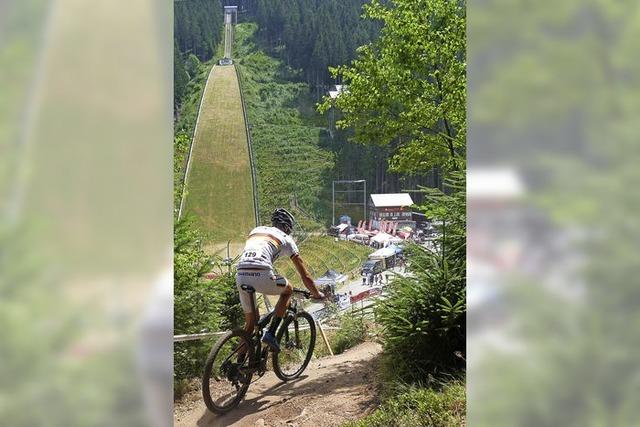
(274, 236), (372, 288)
(234, 23), (334, 224)
(182, 65), (255, 245)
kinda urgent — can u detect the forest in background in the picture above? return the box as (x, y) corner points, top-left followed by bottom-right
(174, 0), (223, 111)
(174, 0), (440, 225)
(243, 0), (380, 89)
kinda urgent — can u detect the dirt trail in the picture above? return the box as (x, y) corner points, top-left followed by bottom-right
(174, 341), (383, 427)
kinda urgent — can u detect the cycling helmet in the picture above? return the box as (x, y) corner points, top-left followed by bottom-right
(271, 208), (295, 234)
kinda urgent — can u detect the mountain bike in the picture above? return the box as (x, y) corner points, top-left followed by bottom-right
(202, 285), (317, 414)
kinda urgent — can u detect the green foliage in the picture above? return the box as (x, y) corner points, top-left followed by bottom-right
(174, 0), (223, 110)
(174, 216), (216, 333)
(247, 0), (379, 85)
(173, 56), (212, 213)
(184, 54), (202, 78)
(468, 1), (640, 424)
(331, 312), (368, 354)
(234, 23), (335, 221)
(248, 1), (436, 203)
(312, 308), (369, 357)
(321, 0), (466, 174)
(344, 382), (466, 427)
(174, 0), (223, 61)
(174, 42), (190, 111)
(175, 57), (211, 135)
(173, 131), (190, 211)
(375, 173), (466, 381)
(173, 216), (243, 383)
(315, 0), (468, 385)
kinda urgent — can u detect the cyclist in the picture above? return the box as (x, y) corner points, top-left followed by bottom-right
(236, 208), (324, 352)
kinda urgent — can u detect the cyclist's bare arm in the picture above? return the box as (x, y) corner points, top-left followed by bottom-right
(291, 254), (323, 299)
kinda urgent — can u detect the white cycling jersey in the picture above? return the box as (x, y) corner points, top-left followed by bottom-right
(237, 226), (299, 270)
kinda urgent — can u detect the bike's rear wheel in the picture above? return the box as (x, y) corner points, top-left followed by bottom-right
(202, 330), (255, 414)
(273, 311), (316, 381)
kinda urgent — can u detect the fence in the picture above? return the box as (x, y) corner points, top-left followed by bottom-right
(173, 288), (383, 343)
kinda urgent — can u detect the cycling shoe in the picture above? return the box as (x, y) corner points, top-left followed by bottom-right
(261, 331), (280, 352)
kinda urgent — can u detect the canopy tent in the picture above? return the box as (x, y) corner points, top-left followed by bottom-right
(369, 246), (397, 259)
(336, 223), (350, 233)
(315, 270), (348, 286)
(371, 232), (393, 244)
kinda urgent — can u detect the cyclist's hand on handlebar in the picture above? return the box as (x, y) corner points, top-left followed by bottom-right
(311, 291), (325, 301)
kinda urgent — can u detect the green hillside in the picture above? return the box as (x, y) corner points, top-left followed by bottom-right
(274, 236), (372, 288)
(234, 23), (334, 224)
(182, 65), (255, 245)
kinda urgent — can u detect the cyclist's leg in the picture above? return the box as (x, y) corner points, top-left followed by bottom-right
(265, 276), (291, 347)
(273, 276), (293, 317)
(235, 274), (259, 361)
(249, 274), (293, 350)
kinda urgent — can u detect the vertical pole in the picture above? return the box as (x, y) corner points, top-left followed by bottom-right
(317, 321), (334, 356)
(330, 108), (334, 133)
(332, 181), (335, 226)
(363, 180), (367, 224)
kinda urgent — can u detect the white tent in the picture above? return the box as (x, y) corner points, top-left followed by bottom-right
(370, 246), (397, 258)
(370, 193), (413, 207)
(315, 270), (348, 288)
(336, 223), (350, 232)
(371, 232), (393, 244)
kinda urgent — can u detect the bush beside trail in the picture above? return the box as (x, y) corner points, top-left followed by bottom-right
(344, 382), (466, 427)
(313, 308), (371, 358)
(173, 217), (244, 397)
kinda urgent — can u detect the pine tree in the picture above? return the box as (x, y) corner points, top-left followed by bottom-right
(174, 44), (189, 110)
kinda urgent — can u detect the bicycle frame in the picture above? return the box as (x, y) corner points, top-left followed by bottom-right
(203, 287), (314, 414)
(244, 288), (305, 372)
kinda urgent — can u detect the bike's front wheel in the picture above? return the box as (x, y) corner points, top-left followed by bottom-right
(273, 311), (316, 381)
(202, 330), (255, 414)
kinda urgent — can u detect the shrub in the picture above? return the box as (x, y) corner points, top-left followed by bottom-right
(375, 174), (466, 381)
(344, 382), (466, 427)
(173, 217), (243, 388)
(332, 312), (368, 354)
(312, 307), (369, 358)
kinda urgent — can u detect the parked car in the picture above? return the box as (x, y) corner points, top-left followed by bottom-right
(361, 259), (383, 277)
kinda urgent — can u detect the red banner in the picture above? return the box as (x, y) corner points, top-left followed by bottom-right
(350, 290), (370, 304)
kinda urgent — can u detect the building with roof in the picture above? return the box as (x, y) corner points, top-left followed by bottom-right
(369, 193), (414, 222)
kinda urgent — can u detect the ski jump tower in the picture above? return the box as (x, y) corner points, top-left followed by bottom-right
(220, 6), (238, 65)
